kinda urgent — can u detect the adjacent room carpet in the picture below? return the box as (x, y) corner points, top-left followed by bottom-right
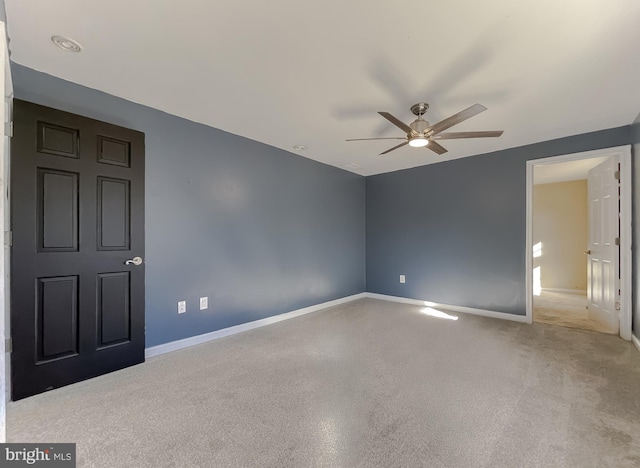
(8, 298), (640, 467)
(533, 290), (612, 334)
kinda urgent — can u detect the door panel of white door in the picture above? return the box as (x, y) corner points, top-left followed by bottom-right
(587, 156), (619, 333)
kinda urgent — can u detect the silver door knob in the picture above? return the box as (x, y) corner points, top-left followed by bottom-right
(584, 250), (591, 255)
(125, 256), (143, 266)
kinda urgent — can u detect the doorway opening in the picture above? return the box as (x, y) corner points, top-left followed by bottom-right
(525, 146), (632, 340)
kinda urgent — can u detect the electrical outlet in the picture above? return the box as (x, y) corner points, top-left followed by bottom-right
(200, 297), (208, 310)
(178, 301), (186, 314)
(400, 275), (406, 284)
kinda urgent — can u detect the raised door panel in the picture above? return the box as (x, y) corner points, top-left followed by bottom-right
(37, 169), (79, 252)
(97, 272), (131, 347)
(97, 135), (130, 167)
(37, 122), (79, 158)
(36, 276), (79, 363)
(97, 177), (130, 251)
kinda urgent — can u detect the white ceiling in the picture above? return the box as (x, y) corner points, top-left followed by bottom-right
(5, 0), (640, 176)
(533, 156), (608, 185)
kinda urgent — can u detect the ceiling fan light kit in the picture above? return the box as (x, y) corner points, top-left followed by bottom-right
(409, 136), (428, 147)
(347, 102), (503, 156)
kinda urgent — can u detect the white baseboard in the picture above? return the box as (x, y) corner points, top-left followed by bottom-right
(364, 292), (529, 323)
(145, 293), (367, 358)
(542, 288), (587, 295)
(633, 334), (640, 354)
(146, 291), (533, 359)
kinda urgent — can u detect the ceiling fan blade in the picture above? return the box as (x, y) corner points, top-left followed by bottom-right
(427, 104), (487, 135)
(380, 141), (409, 155)
(378, 112), (413, 134)
(346, 137), (407, 141)
(426, 140), (448, 155)
(433, 130), (503, 140)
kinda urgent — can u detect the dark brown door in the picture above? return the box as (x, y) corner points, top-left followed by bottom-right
(11, 100), (145, 400)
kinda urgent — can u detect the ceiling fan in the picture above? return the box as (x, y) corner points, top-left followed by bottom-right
(346, 102), (503, 155)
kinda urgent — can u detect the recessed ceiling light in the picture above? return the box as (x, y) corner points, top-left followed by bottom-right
(51, 35), (82, 53)
(293, 145), (307, 151)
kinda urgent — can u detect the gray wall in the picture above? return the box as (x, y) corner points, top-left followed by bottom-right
(12, 63), (366, 347)
(366, 126), (640, 316)
(10, 63), (640, 342)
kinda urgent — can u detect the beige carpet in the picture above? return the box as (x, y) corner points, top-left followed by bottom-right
(7, 298), (640, 467)
(533, 290), (612, 334)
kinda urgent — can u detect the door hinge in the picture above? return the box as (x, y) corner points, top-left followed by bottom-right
(4, 121), (12, 138)
(4, 230), (11, 246)
(614, 170), (620, 180)
(5, 338), (11, 353)
(615, 237), (620, 246)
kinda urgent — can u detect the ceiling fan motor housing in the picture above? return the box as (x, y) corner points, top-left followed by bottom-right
(410, 118), (430, 134)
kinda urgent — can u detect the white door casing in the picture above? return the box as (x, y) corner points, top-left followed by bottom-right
(0, 19), (11, 443)
(586, 156), (619, 333)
